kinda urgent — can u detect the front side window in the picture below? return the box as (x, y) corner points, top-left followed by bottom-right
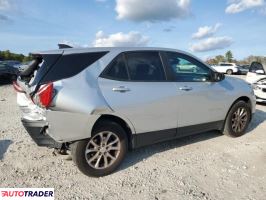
(164, 52), (211, 82)
(125, 52), (166, 81)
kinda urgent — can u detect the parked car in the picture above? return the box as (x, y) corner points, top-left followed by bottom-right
(3, 60), (21, 66)
(237, 64), (249, 75)
(14, 61), (31, 72)
(246, 62), (266, 103)
(246, 61), (266, 83)
(14, 47), (256, 177)
(0, 60), (20, 80)
(211, 62), (239, 75)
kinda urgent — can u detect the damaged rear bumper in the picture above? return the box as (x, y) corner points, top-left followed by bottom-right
(21, 118), (62, 149)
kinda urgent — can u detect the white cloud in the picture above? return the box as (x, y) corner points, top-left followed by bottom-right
(226, 0), (264, 14)
(93, 31), (149, 47)
(0, 0), (11, 10)
(190, 36), (233, 52)
(192, 23), (222, 39)
(259, 5), (266, 14)
(0, 14), (10, 22)
(115, 0), (191, 22)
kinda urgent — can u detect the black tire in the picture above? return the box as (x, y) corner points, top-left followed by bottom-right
(226, 69), (233, 75)
(223, 101), (251, 137)
(71, 120), (128, 177)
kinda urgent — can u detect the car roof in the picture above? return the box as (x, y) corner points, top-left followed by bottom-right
(32, 47), (207, 65)
(34, 47), (190, 55)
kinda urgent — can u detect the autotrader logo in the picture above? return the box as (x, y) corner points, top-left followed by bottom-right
(0, 188), (54, 199)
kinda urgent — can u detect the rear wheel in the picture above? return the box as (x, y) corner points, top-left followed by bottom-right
(71, 120), (128, 177)
(223, 101), (251, 137)
(226, 69), (233, 75)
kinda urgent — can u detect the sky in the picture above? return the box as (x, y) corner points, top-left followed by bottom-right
(0, 0), (266, 60)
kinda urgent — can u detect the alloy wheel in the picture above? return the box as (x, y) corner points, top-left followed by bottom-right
(231, 107), (248, 133)
(85, 131), (121, 169)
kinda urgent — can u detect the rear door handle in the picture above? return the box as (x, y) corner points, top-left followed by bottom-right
(179, 86), (193, 91)
(112, 86), (130, 93)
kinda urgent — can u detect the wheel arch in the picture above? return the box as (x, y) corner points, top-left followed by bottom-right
(224, 96), (252, 124)
(92, 114), (136, 149)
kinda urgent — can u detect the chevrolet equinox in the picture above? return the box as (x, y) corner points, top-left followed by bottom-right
(13, 47), (256, 177)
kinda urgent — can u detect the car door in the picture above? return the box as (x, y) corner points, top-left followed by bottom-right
(213, 64), (224, 73)
(162, 51), (228, 134)
(98, 51), (179, 139)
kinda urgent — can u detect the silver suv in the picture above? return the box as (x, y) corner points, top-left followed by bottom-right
(14, 47), (256, 177)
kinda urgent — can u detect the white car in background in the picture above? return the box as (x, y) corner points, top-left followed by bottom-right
(246, 62), (266, 103)
(212, 63), (239, 75)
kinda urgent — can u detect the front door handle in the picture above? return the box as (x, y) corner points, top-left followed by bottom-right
(112, 86), (130, 93)
(179, 86), (193, 91)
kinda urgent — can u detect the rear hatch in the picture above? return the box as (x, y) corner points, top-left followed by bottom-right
(17, 50), (63, 89)
(13, 50), (63, 111)
(14, 50), (108, 109)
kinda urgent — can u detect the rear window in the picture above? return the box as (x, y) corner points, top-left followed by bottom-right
(31, 54), (62, 85)
(249, 62), (265, 73)
(33, 52), (108, 85)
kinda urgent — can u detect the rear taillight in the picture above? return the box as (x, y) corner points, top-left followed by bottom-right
(33, 83), (54, 108)
(12, 81), (25, 93)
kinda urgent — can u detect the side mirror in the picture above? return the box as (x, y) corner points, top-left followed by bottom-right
(255, 69), (264, 75)
(213, 72), (225, 82)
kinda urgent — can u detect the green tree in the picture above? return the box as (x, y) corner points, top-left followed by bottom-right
(225, 50), (233, 62)
(215, 55), (226, 63)
(0, 50), (30, 62)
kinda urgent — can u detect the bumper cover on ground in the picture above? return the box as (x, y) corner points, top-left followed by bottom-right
(21, 118), (62, 148)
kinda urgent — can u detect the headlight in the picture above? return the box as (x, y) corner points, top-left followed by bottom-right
(256, 78), (266, 85)
(250, 88), (255, 95)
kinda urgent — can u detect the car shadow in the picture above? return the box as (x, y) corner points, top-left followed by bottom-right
(257, 102), (266, 106)
(119, 131), (221, 172)
(247, 108), (266, 132)
(0, 140), (12, 160)
(119, 108), (266, 171)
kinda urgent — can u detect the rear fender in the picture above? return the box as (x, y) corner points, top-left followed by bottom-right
(45, 110), (100, 142)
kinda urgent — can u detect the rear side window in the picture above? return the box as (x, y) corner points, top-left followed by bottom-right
(37, 52), (108, 85)
(125, 52), (166, 81)
(101, 54), (129, 80)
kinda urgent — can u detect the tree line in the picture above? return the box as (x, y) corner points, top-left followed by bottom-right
(1, 49), (265, 66)
(206, 50), (266, 66)
(0, 50), (32, 63)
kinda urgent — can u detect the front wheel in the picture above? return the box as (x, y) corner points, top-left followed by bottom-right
(223, 101), (251, 137)
(71, 120), (128, 177)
